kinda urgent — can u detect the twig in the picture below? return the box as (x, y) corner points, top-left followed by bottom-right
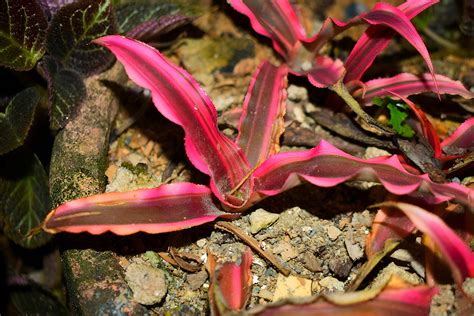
(215, 221), (291, 276)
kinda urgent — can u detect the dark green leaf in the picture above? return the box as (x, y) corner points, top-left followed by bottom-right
(0, 151), (52, 248)
(387, 103), (415, 138)
(10, 282), (67, 314)
(0, 0), (48, 70)
(0, 88), (40, 155)
(116, 2), (178, 34)
(41, 57), (86, 130)
(46, 0), (116, 76)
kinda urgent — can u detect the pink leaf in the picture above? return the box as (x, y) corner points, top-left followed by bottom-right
(441, 117), (474, 152)
(306, 56), (345, 88)
(95, 36), (252, 207)
(210, 248), (253, 313)
(227, 0), (306, 62)
(354, 73), (474, 105)
(378, 202), (474, 287)
(251, 140), (473, 207)
(236, 61), (288, 168)
(250, 282), (438, 315)
(387, 91), (442, 158)
(43, 183), (226, 235)
(344, 0), (439, 83)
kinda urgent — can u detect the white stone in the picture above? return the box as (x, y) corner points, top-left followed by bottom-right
(249, 208), (280, 234)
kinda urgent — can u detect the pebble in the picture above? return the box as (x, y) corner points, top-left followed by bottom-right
(326, 225), (342, 241)
(273, 274), (312, 302)
(328, 255), (352, 278)
(302, 252), (323, 272)
(344, 236), (364, 261)
(196, 238), (207, 248)
(125, 263), (167, 305)
(287, 85), (308, 102)
(249, 208), (280, 234)
(363, 147), (391, 159)
(318, 276), (344, 292)
(186, 270), (208, 291)
(272, 241), (298, 261)
(351, 210), (373, 227)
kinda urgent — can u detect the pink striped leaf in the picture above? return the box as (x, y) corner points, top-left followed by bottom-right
(441, 117), (474, 152)
(209, 248), (253, 314)
(377, 202), (474, 287)
(354, 73), (474, 105)
(388, 92), (442, 158)
(42, 183), (226, 235)
(94, 36), (252, 208)
(250, 140), (473, 207)
(306, 56), (345, 88)
(344, 0), (439, 83)
(248, 278), (437, 315)
(227, 0), (306, 63)
(236, 61), (288, 168)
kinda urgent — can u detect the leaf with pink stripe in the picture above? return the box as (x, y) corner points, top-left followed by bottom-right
(441, 117), (474, 152)
(377, 202), (474, 287)
(354, 73), (474, 105)
(94, 36), (252, 207)
(43, 183), (226, 235)
(344, 0), (439, 83)
(237, 61), (288, 168)
(251, 140), (473, 207)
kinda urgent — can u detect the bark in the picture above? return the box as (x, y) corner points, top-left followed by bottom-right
(49, 62), (148, 315)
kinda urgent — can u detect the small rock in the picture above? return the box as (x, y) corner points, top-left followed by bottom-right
(319, 276), (344, 292)
(287, 85), (308, 102)
(302, 252), (323, 272)
(273, 274), (312, 302)
(351, 210), (373, 227)
(363, 147), (391, 159)
(390, 248), (425, 278)
(249, 208), (280, 234)
(257, 288), (274, 301)
(196, 238), (207, 248)
(328, 255), (352, 278)
(344, 237), (364, 261)
(370, 262), (422, 289)
(272, 241), (298, 261)
(186, 270), (208, 291)
(292, 105), (306, 124)
(326, 225), (342, 241)
(125, 263), (167, 305)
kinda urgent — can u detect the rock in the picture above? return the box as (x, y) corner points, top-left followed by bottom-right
(249, 208), (280, 234)
(257, 287), (274, 301)
(363, 147), (391, 159)
(125, 263), (167, 305)
(370, 262), (423, 290)
(186, 270), (208, 291)
(319, 276), (344, 292)
(196, 238), (207, 248)
(326, 225), (342, 241)
(287, 85), (308, 102)
(328, 255), (352, 278)
(272, 241), (298, 261)
(351, 210), (373, 227)
(302, 252), (323, 272)
(390, 248), (425, 278)
(273, 274), (312, 302)
(344, 235), (364, 261)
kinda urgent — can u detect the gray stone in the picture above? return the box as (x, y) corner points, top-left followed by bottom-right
(125, 263), (167, 305)
(249, 208), (280, 234)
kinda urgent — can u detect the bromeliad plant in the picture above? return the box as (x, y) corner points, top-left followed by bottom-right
(42, 35), (473, 235)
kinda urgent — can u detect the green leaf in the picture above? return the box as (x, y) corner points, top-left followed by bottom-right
(116, 2), (178, 35)
(41, 57), (87, 130)
(46, 0), (117, 76)
(0, 0), (48, 70)
(0, 151), (52, 248)
(387, 103), (415, 138)
(0, 88), (40, 155)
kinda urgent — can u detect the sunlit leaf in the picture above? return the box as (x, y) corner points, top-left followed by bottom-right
(46, 0), (116, 76)
(0, 0), (48, 70)
(0, 152), (52, 248)
(0, 88), (40, 155)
